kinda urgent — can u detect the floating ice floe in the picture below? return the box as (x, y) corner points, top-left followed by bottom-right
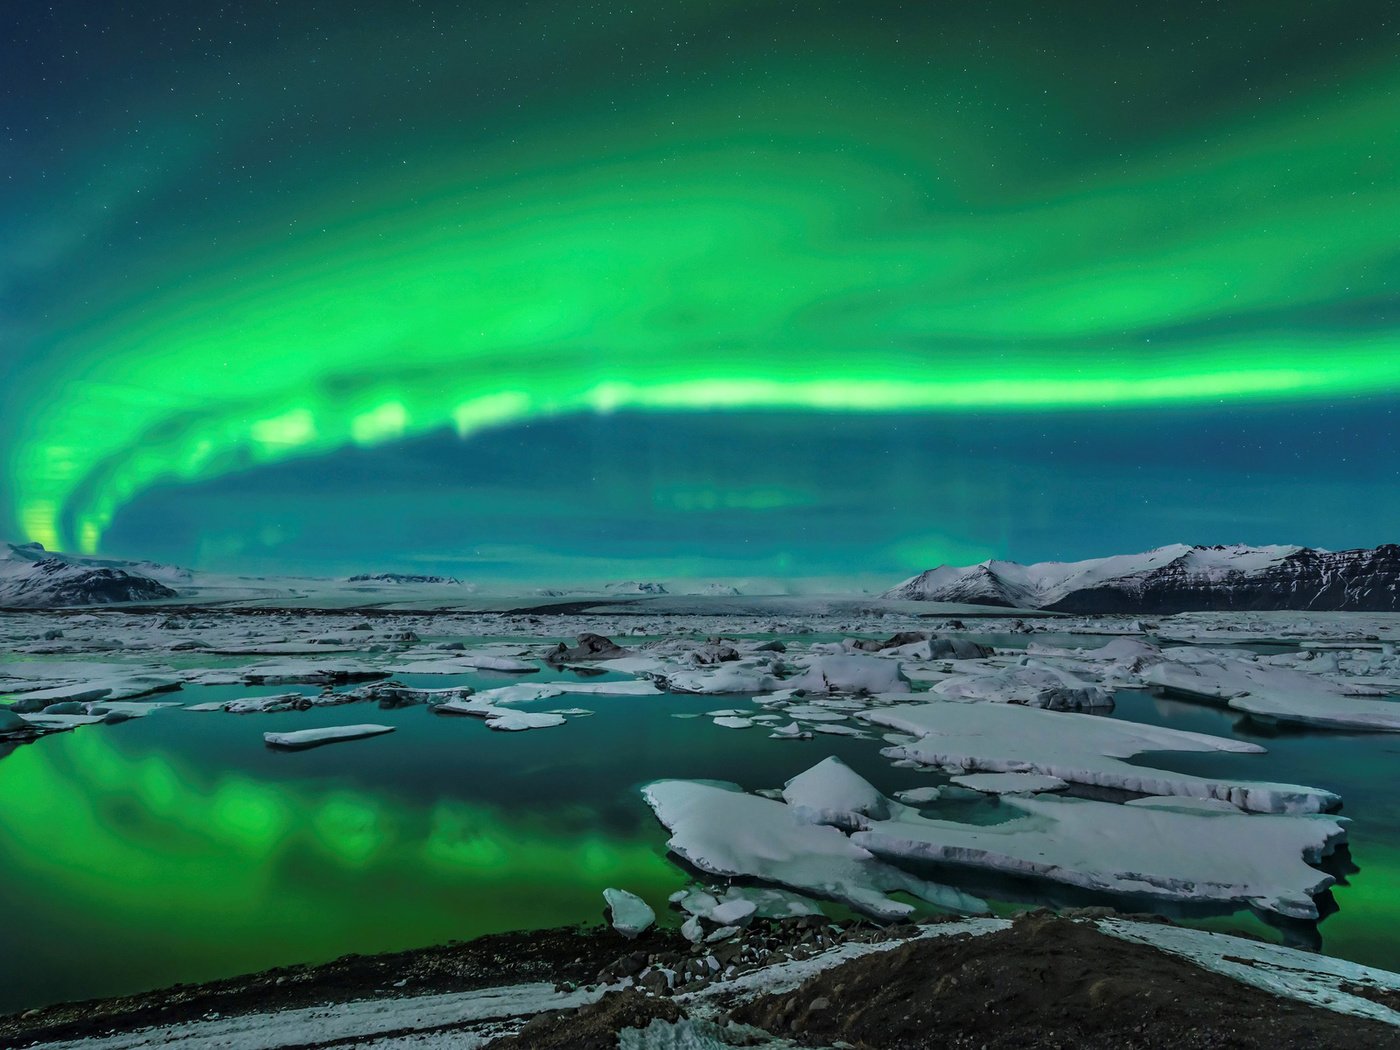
(0, 672), (181, 710)
(14, 711), (108, 730)
(806, 724), (865, 737)
(768, 722), (812, 740)
(933, 663), (1113, 711)
(786, 653), (910, 694)
(659, 665), (779, 695)
(219, 692), (322, 714)
(852, 792), (1346, 919)
(861, 700), (1339, 813)
(0, 707), (49, 740)
(1144, 656), (1400, 732)
(603, 888), (656, 938)
(778, 705), (850, 722)
(433, 699), (569, 731)
(950, 771), (1069, 794)
(263, 724), (395, 750)
(642, 778), (985, 920)
(237, 659), (388, 685)
(711, 716), (754, 729)
(893, 786), (943, 805)
(555, 679), (661, 696)
(463, 684), (565, 706)
(387, 653), (539, 674)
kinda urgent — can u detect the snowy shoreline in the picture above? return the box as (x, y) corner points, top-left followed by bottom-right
(2, 912), (1395, 1049)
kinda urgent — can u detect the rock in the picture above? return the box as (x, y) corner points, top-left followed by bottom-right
(547, 633), (630, 663)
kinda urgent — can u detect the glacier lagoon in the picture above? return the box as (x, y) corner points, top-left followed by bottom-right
(1, 619), (1397, 1015)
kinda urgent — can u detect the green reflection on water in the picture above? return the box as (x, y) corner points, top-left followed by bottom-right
(0, 727), (681, 1011)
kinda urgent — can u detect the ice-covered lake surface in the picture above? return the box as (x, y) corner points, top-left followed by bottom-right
(0, 606), (1397, 1014)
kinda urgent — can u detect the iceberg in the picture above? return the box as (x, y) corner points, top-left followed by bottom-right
(642, 778), (984, 920)
(603, 888), (656, 938)
(852, 792), (1346, 919)
(861, 700), (1339, 814)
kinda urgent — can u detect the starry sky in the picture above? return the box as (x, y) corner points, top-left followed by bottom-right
(2, 1), (1397, 586)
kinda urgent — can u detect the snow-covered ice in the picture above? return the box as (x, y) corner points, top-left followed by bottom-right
(263, 724), (396, 750)
(852, 792), (1345, 919)
(1144, 655), (1400, 732)
(949, 771), (1069, 794)
(642, 778), (984, 920)
(604, 887), (656, 938)
(932, 663), (1113, 710)
(862, 700), (1339, 814)
(781, 756), (891, 830)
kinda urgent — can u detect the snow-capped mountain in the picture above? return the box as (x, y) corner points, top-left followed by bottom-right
(604, 580), (670, 595)
(346, 573), (466, 585)
(883, 544), (1400, 612)
(0, 543), (180, 607)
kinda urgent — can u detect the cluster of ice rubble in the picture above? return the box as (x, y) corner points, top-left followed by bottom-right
(2, 608), (1398, 931)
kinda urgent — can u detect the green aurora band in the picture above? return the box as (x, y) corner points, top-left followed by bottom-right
(9, 38), (1400, 552)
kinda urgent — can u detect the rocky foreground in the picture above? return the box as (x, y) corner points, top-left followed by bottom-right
(3, 913), (1396, 1050)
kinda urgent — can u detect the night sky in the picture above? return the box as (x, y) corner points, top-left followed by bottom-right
(3, 1), (1397, 585)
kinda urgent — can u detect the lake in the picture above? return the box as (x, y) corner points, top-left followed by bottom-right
(0, 631), (1396, 1014)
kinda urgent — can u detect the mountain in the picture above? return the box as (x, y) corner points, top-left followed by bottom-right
(346, 573), (465, 585)
(0, 544), (180, 607)
(604, 580), (669, 595)
(883, 544), (1400, 613)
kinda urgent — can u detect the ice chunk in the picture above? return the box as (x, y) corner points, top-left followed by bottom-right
(782, 756), (891, 830)
(388, 654), (539, 674)
(1144, 657), (1400, 732)
(787, 654), (909, 694)
(934, 664), (1113, 711)
(768, 722), (812, 740)
(862, 700), (1338, 814)
(950, 772), (1069, 794)
(0, 707), (44, 740)
(660, 665), (779, 694)
(603, 888), (656, 938)
(709, 898), (757, 927)
(223, 692), (318, 714)
(809, 723), (868, 737)
(852, 793), (1346, 919)
(671, 884), (822, 923)
(642, 778), (984, 920)
(240, 659), (387, 685)
(711, 716), (754, 729)
(263, 724), (395, 750)
(434, 700), (568, 731)
(893, 786), (943, 805)
(482, 711), (568, 731)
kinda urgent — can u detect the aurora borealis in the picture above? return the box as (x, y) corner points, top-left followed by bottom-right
(3, 1), (1398, 580)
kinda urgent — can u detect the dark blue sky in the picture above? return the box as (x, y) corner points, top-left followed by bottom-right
(4, 1), (1398, 583)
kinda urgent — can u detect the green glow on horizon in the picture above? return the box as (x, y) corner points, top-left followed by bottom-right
(9, 48), (1400, 551)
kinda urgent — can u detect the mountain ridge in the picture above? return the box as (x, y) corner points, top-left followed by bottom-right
(883, 544), (1400, 613)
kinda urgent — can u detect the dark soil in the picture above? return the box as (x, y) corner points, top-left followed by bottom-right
(0, 925), (682, 1049)
(731, 913), (1400, 1049)
(3, 915), (1394, 1050)
(483, 989), (681, 1049)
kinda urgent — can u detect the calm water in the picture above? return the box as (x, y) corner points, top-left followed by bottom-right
(0, 644), (1396, 1013)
